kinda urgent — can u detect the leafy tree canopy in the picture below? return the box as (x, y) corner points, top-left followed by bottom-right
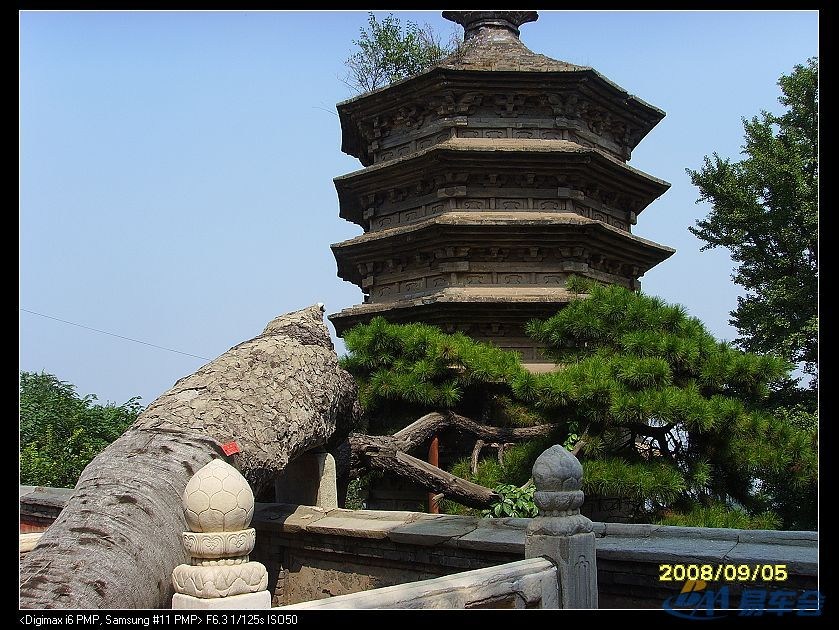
(687, 58), (818, 383)
(340, 317), (526, 432)
(20, 371), (142, 488)
(343, 12), (459, 93)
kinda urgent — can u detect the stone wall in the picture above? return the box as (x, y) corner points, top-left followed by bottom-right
(251, 503), (818, 609)
(19, 486), (74, 533)
(19, 488), (819, 609)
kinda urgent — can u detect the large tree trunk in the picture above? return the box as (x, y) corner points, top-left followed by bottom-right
(19, 305), (359, 609)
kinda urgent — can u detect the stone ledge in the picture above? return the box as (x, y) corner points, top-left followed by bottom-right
(252, 503), (327, 533)
(388, 515), (479, 546)
(723, 542), (818, 575)
(304, 512), (411, 539)
(19, 486), (75, 518)
(248, 503), (820, 577)
(596, 536), (739, 565)
(736, 530), (818, 546)
(452, 524), (525, 554)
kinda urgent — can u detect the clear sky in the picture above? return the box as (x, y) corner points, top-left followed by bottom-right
(20, 10), (818, 407)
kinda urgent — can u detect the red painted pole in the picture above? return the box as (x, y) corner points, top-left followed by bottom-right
(428, 433), (439, 513)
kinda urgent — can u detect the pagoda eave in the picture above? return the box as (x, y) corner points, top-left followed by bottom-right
(338, 67), (665, 164)
(328, 287), (577, 336)
(335, 138), (670, 227)
(332, 211), (674, 287)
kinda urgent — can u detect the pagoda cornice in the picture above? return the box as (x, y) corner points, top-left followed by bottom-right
(331, 211), (674, 287)
(329, 286), (577, 336)
(337, 67), (665, 166)
(334, 138), (670, 228)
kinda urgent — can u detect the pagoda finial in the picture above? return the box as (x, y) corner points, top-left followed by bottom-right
(442, 11), (538, 40)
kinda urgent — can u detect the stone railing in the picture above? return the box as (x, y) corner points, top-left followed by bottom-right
(276, 443), (597, 609)
(252, 503), (816, 608)
(167, 443), (598, 609)
(20, 446), (818, 609)
(282, 557), (558, 609)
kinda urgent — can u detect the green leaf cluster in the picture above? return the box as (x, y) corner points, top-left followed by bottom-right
(688, 58), (818, 382)
(482, 483), (538, 519)
(19, 371), (141, 488)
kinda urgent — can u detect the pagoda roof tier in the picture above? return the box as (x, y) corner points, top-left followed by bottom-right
(331, 211), (674, 287)
(329, 286), (576, 336)
(337, 23), (665, 165)
(334, 138), (670, 228)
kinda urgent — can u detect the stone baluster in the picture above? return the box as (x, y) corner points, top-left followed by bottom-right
(524, 445), (598, 608)
(172, 459), (271, 609)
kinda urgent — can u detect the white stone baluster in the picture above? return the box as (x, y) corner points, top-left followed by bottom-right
(172, 459), (271, 609)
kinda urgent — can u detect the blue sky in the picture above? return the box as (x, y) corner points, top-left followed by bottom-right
(20, 10), (818, 406)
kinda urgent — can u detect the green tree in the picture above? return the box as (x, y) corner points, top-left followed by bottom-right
(342, 280), (817, 529)
(19, 371), (142, 488)
(687, 59), (818, 383)
(520, 279), (817, 529)
(344, 12), (459, 93)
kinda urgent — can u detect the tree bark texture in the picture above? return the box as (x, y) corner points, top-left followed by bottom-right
(19, 305), (360, 609)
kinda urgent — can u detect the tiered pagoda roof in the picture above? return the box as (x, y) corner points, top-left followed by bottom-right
(329, 11), (674, 367)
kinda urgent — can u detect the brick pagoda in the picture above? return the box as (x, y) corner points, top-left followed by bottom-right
(329, 11), (674, 369)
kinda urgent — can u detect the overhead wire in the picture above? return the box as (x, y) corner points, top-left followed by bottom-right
(20, 308), (211, 361)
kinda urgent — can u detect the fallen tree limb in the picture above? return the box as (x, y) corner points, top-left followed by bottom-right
(348, 411), (555, 508)
(392, 412), (554, 452)
(365, 449), (498, 508)
(19, 305), (359, 609)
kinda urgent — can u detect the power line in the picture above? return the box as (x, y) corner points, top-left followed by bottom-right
(20, 308), (211, 361)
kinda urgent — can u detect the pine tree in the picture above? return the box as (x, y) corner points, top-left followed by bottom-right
(341, 279), (817, 529)
(340, 316), (529, 434)
(519, 278), (816, 528)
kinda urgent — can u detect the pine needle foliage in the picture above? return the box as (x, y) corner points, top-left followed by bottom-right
(659, 502), (781, 530)
(521, 278), (816, 527)
(341, 316), (525, 412)
(340, 281), (816, 528)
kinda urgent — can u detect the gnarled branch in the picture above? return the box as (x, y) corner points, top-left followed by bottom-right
(348, 411), (555, 508)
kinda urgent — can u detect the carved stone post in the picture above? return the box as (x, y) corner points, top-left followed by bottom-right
(525, 445), (598, 608)
(172, 459), (271, 609)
